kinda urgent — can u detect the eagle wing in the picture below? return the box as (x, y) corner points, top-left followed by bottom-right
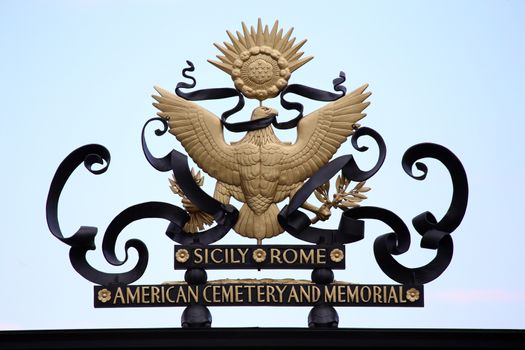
(279, 84), (371, 185)
(152, 86), (240, 185)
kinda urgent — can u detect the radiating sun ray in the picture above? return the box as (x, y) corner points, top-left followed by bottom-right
(208, 19), (313, 101)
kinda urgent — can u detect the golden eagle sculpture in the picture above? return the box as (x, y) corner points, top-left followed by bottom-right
(152, 20), (371, 244)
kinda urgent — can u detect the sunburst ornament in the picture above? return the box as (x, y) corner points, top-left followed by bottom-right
(208, 19), (313, 101)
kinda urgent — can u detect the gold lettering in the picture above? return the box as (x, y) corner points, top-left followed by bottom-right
(347, 286), (358, 303)
(194, 248), (203, 264)
(113, 287), (125, 304)
(230, 249), (240, 263)
(176, 287), (188, 303)
(257, 285), (266, 303)
(203, 285), (212, 303)
(324, 285), (337, 303)
(373, 286), (382, 303)
(299, 249), (315, 264)
(312, 286), (321, 303)
(211, 249), (223, 264)
(237, 248), (248, 263)
(141, 286), (150, 304)
(360, 286), (371, 303)
(166, 286), (175, 303)
(299, 286), (311, 303)
(270, 248), (282, 263)
(283, 249), (298, 264)
(246, 285), (255, 303)
(337, 285), (345, 303)
(388, 286), (399, 303)
(104, 284), (420, 306)
(267, 285), (277, 303)
(288, 286), (300, 303)
(222, 285), (234, 303)
(151, 286), (161, 303)
(213, 285), (221, 303)
(188, 286), (199, 303)
(399, 286), (407, 303)
(317, 249), (326, 264)
(235, 285), (243, 302)
(275, 285), (286, 303)
(127, 287), (140, 304)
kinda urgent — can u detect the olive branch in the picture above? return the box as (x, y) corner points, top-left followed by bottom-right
(311, 174), (370, 223)
(169, 169), (214, 233)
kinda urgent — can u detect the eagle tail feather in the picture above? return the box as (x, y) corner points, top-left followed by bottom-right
(234, 204), (284, 242)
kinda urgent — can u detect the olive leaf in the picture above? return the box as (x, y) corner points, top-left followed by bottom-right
(314, 189), (325, 203)
(323, 181), (330, 193)
(341, 200), (360, 208)
(336, 174), (343, 191)
(314, 181), (330, 203)
(169, 167), (213, 233)
(353, 193), (368, 200)
(332, 177), (372, 209)
(169, 177), (182, 195)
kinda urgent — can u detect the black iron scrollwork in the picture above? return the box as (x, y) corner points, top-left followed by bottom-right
(46, 144), (150, 285)
(278, 137), (467, 285)
(278, 127), (387, 244)
(343, 143), (467, 284)
(47, 56), (468, 290)
(47, 138), (467, 287)
(175, 61), (347, 132)
(374, 143), (467, 284)
(175, 61), (250, 132)
(45, 130), (240, 285)
(275, 71), (346, 129)
(141, 117), (239, 244)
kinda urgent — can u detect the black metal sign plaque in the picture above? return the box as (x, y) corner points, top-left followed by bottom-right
(95, 283), (423, 307)
(174, 245), (345, 269)
(46, 18), (468, 328)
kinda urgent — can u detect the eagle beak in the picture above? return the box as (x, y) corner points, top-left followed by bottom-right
(268, 108), (278, 117)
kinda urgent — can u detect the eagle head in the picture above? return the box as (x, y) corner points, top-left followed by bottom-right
(250, 106), (278, 121)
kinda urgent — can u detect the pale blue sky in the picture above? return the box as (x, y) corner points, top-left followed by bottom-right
(1, 0), (524, 329)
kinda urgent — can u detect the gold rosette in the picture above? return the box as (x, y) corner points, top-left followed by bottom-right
(252, 248), (267, 263)
(175, 249), (190, 263)
(209, 19), (313, 101)
(406, 288), (420, 302)
(330, 248), (344, 263)
(97, 288), (112, 303)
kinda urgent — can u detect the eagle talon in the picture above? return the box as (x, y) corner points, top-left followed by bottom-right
(316, 205), (331, 221)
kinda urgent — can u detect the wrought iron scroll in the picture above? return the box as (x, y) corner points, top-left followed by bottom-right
(174, 61), (249, 131)
(275, 71), (346, 129)
(45, 134), (239, 285)
(175, 61), (347, 132)
(46, 144), (150, 285)
(47, 61), (468, 289)
(364, 142), (468, 284)
(141, 117), (239, 244)
(283, 141), (468, 285)
(278, 127), (387, 244)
